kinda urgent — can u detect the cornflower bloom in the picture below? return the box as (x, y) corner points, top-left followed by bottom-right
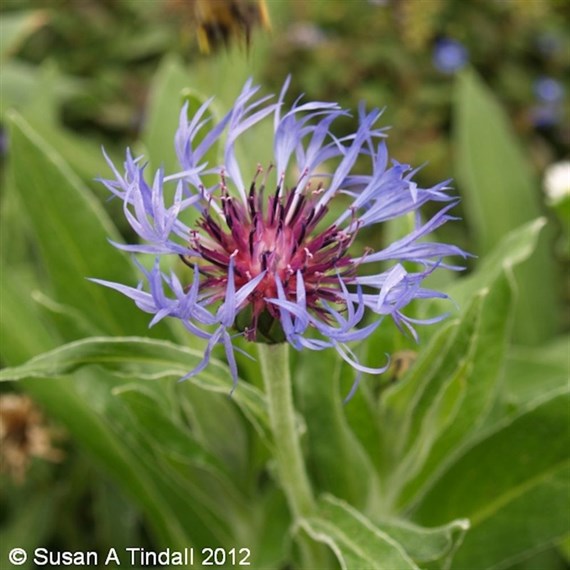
(93, 78), (467, 391)
(432, 38), (468, 74)
(534, 76), (564, 104)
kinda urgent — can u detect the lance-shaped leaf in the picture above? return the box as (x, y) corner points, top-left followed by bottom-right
(454, 70), (557, 344)
(293, 352), (382, 512)
(411, 389), (570, 570)
(110, 384), (253, 547)
(1, 267), (187, 544)
(502, 335), (569, 410)
(299, 495), (471, 569)
(394, 270), (514, 508)
(0, 273), (192, 549)
(380, 219), (544, 507)
(373, 517), (470, 570)
(6, 111), (171, 340)
(0, 336), (270, 443)
(299, 495), (421, 570)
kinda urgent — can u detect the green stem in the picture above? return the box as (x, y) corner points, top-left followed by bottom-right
(257, 342), (315, 518)
(258, 343), (328, 568)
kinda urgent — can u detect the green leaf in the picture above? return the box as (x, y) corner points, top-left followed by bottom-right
(32, 371), (199, 550)
(32, 291), (105, 338)
(112, 384), (229, 474)
(0, 336), (270, 443)
(111, 384), (252, 547)
(374, 517), (470, 569)
(6, 111), (171, 340)
(382, 218), (552, 508)
(558, 535), (570, 564)
(190, 37), (271, 111)
(0, 10), (47, 59)
(23, 105), (107, 187)
(0, 491), (56, 560)
(454, 70), (557, 344)
(383, 299), (481, 504)
(376, 320), (457, 471)
(142, 55), (193, 176)
(91, 477), (141, 555)
(19, 61), (85, 126)
(177, 382), (250, 482)
(382, 268), (515, 511)
(454, 70), (542, 254)
(300, 495), (421, 570)
(412, 389), (570, 570)
(0, 174), (32, 266)
(380, 316), (467, 462)
(2, 61), (107, 227)
(1, 61), (38, 117)
(293, 352), (381, 511)
(1, 268), (249, 549)
(445, 217), (547, 307)
(140, 57), (222, 230)
(0, 272), (191, 550)
(507, 547), (570, 570)
(188, 43), (275, 170)
(502, 336), (570, 410)
(404, 272), (513, 504)
(1, 59), (83, 120)
(0, 265), (57, 363)
(341, 370), (391, 478)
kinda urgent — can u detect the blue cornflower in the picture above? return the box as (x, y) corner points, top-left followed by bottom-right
(433, 38), (468, 74)
(530, 77), (565, 128)
(93, 78), (467, 387)
(534, 76), (564, 104)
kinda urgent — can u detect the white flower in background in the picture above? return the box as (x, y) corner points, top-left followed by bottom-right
(543, 161), (570, 205)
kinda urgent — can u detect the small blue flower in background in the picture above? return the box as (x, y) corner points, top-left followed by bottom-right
(534, 76), (564, 104)
(531, 76), (564, 128)
(530, 104), (560, 128)
(93, 79), (467, 389)
(433, 38), (468, 74)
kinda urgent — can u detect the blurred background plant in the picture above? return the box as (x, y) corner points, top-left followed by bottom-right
(2, 1), (567, 165)
(1, 1), (568, 569)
